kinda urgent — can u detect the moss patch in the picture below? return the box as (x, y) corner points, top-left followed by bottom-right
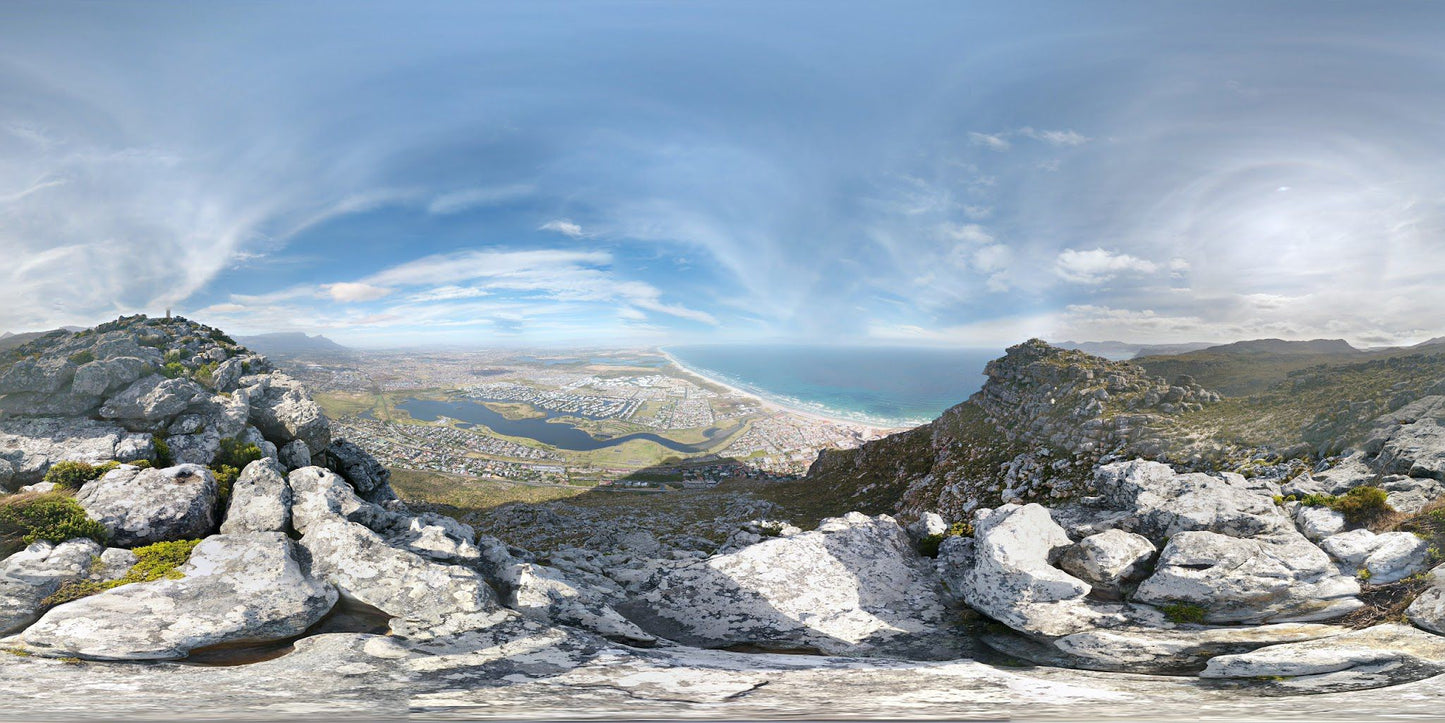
(41, 539), (202, 607)
(0, 493), (108, 557)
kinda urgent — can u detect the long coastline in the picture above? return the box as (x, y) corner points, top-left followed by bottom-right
(658, 347), (914, 433)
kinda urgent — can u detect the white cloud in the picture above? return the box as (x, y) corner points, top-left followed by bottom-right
(1055, 248), (1160, 284)
(1017, 127), (1091, 146)
(407, 285), (488, 302)
(968, 132), (1012, 152)
(324, 282), (394, 302)
(428, 184), (535, 215)
(540, 219), (585, 238)
(939, 223), (995, 245)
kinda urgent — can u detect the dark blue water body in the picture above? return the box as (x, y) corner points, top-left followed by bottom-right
(396, 398), (726, 452)
(665, 344), (1002, 427)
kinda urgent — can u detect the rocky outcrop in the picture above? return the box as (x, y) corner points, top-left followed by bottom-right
(620, 513), (963, 658)
(1057, 528), (1156, 600)
(0, 539), (103, 635)
(984, 622), (1345, 674)
(14, 533), (336, 660)
(1200, 624), (1445, 692)
(1406, 565), (1445, 635)
(219, 458), (292, 534)
(1318, 529), (1431, 584)
(1133, 531), (1363, 623)
(955, 503), (1130, 637)
(246, 373), (330, 459)
(1093, 460), (1289, 539)
(0, 417), (154, 485)
(76, 464), (220, 547)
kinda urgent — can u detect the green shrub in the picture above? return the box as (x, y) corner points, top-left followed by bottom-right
(192, 361), (218, 387)
(152, 435), (173, 467)
(42, 460), (117, 490)
(66, 350), (94, 366)
(209, 438), (263, 500)
(160, 361), (187, 379)
(1331, 486), (1394, 527)
(163, 349), (183, 364)
(1160, 602), (1208, 624)
(0, 493), (108, 556)
(42, 539), (201, 607)
(918, 521), (975, 558)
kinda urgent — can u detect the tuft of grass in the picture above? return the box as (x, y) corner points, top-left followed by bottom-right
(66, 350), (94, 366)
(41, 539), (201, 607)
(1159, 602), (1208, 625)
(152, 435), (173, 467)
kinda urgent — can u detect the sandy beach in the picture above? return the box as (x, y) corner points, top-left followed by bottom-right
(658, 348), (910, 434)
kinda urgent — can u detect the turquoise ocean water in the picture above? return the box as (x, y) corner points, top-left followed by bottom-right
(664, 345), (1002, 428)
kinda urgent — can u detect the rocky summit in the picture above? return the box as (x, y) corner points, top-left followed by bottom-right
(7, 321), (1445, 719)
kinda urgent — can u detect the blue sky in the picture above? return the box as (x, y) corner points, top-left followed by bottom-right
(3, 2), (1445, 347)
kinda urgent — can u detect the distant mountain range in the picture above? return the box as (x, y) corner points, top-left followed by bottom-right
(1054, 340), (1215, 360)
(236, 332), (352, 357)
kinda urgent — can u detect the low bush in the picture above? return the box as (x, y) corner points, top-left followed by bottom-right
(42, 461), (118, 490)
(1331, 486), (1394, 527)
(160, 361), (187, 379)
(209, 437), (263, 500)
(1159, 602), (1208, 624)
(918, 521), (975, 558)
(152, 435), (173, 467)
(42, 539), (202, 607)
(66, 350), (94, 366)
(0, 493), (108, 557)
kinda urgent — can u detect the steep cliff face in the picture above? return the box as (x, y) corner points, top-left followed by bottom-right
(806, 339), (1222, 521)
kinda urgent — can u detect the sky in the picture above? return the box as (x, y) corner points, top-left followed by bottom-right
(3, 1), (1445, 348)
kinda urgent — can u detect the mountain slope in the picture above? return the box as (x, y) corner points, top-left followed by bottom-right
(235, 332), (351, 358)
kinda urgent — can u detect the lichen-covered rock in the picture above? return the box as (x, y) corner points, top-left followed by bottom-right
(0, 539), (104, 635)
(1365, 396), (1445, 480)
(1199, 624), (1445, 692)
(1134, 531), (1361, 623)
(76, 464), (219, 546)
(0, 417), (154, 485)
(70, 356), (153, 398)
(15, 533), (336, 660)
(247, 373), (331, 456)
(1319, 529), (1430, 584)
(477, 536), (656, 646)
(98, 375), (204, 429)
(1057, 529), (1156, 600)
(299, 517), (507, 639)
(1293, 504), (1347, 542)
(279, 439), (312, 470)
(620, 512), (962, 658)
(1407, 565), (1445, 635)
(327, 439), (399, 504)
(0, 356), (76, 395)
(985, 622), (1345, 675)
(956, 504), (1132, 638)
(220, 458), (292, 534)
(1093, 460), (1289, 539)
(288, 466), (396, 535)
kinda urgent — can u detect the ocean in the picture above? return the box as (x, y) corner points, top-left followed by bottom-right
(664, 345), (1002, 428)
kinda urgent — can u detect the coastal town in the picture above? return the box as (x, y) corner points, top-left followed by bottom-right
(275, 348), (896, 489)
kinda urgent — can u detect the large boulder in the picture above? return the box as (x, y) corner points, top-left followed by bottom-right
(299, 517), (507, 640)
(1199, 624), (1445, 693)
(1093, 460), (1289, 539)
(1406, 565), (1445, 635)
(477, 536), (656, 646)
(70, 357), (152, 398)
(0, 417), (154, 485)
(1319, 529), (1431, 584)
(956, 504), (1126, 638)
(220, 458), (292, 534)
(14, 533), (336, 661)
(76, 465), (220, 546)
(1057, 529), (1156, 600)
(0, 539), (103, 635)
(1133, 531), (1362, 623)
(619, 513), (961, 658)
(288, 466), (396, 535)
(327, 438), (396, 503)
(0, 356), (75, 395)
(247, 374), (330, 455)
(98, 375), (203, 429)
(1365, 396), (1445, 480)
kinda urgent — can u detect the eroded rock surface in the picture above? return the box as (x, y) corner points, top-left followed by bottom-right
(14, 533), (336, 660)
(76, 464), (220, 547)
